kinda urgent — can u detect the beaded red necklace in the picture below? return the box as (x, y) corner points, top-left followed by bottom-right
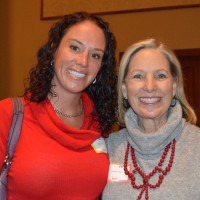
(124, 139), (176, 200)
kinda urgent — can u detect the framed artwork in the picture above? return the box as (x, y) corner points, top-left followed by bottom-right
(41, 0), (200, 20)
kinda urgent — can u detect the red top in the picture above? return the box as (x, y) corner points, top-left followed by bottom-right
(0, 93), (109, 200)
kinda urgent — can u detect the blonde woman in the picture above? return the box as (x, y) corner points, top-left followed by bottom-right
(103, 38), (200, 200)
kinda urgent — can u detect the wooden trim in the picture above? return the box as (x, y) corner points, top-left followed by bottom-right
(40, 0), (44, 20)
(41, 0), (200, 20)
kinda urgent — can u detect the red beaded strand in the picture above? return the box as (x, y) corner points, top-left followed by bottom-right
(124, 139), (176, 200)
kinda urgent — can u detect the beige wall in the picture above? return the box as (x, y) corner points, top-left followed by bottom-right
(0, 0), (200, 99)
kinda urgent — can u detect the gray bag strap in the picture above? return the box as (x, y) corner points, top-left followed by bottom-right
(7, 97), (24, 157)
(0, 97), (24, 199)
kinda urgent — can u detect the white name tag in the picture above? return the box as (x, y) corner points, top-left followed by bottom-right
(108, 163), (132, 182)
(91, 137), (107, 154)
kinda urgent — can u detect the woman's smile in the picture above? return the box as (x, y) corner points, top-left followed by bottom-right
(68, 69), (86, 79)
(139, 97), (161, 104)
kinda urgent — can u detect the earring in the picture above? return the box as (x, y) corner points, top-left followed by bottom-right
(170, 96), (176, 107)
(123, 97), (130, 109)
(92, 78), (96, 84)
(50, 61), (54, 67)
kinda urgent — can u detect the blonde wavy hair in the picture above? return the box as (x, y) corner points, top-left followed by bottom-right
(117, 38), (197, 126)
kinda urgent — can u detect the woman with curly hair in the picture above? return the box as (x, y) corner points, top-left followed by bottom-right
(0, 12), (117, 199)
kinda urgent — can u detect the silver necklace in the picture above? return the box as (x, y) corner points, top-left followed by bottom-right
(53, 99), (83, 118)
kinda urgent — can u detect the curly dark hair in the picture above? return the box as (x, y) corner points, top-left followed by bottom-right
(24, 12), (117, 137)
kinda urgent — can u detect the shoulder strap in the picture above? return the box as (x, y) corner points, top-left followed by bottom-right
(0, 97), (24, 199)
(7, 97), (24, 157)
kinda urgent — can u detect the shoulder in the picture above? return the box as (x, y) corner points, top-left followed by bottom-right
(0, 97), (25, 142)
(181, 122), (200, 144)
(107, 128), (126, 142)
(184, 122), (200, 135)
(0, 98), (14, 168)
(105, 128), (128, 162)
(0, 98), (13, 117)
(106, 128), (127, 151)
(0, 97), (13, 107)
(0, 97), (25, 116)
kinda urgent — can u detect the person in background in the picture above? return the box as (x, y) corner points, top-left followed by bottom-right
(102, 38), (200, 200)
(0, 12), (117, 200)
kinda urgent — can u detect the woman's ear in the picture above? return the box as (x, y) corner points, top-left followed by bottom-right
(172, 80), (177, 97)
(122, 83), (127, 99)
